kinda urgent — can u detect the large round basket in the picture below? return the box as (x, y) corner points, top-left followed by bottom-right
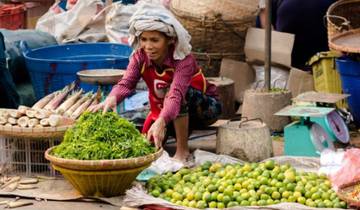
(170, 0), (258, 76)
(326, 0), (360, 44)
(45, 147), (163, 197)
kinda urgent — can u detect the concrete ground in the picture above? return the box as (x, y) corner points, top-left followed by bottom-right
(0, 197), (119, 210)
(165, 130), (285, 157)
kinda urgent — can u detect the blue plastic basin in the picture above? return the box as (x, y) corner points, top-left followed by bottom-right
(20, 42), (132, 99)
(336, 56), (360, 126)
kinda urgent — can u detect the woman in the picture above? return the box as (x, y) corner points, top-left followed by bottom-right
(89, 3), (221, 162)
(258, 0), (336, 70)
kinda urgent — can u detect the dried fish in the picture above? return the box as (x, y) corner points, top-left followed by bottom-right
(6, 200), (33, 208)
(17, 184), (37, 190)
(19, 178), (38, 185)
(1, 176), (20, 189)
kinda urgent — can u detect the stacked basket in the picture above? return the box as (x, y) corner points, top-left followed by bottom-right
(326, 0), (360, 125)
(170, 0), (258, 76)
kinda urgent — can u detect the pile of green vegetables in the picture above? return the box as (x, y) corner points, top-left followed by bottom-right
(52, 112), (155, 160)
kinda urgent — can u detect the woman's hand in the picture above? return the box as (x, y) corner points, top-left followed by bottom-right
(88, 95), (117, 114)
(147, 117), (166, 149)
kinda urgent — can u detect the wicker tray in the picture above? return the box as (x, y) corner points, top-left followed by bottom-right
(0, 108), (74, 139)
(45, 147), (163, 171)
(337, 180), (360, 207)
(329, 29), (360, 53)
(0, 124), (73, 139)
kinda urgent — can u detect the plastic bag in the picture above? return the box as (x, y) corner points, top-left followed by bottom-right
(136, 151), (184, 181)
(105, 2), (137, 44)
(251, 65), (289, 90)
(318, 149), (344, 176)
(36, 0), (107, 43)
(330, 148), (360, 190)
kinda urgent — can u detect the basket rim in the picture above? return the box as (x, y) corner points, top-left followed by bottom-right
(52, 163), (149, 174)
(45, 146), (163, 171)
(329, 28), (360, 53)
(23, 43), (132, 63)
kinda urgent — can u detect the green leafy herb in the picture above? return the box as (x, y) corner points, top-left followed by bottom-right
(52, 112), (155, 160)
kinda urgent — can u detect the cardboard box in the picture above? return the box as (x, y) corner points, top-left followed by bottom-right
(287, 68), (315, 97)
(24, 1), (53, 29)
(244, 27), (295, 68)
(220, 58), (256, 103)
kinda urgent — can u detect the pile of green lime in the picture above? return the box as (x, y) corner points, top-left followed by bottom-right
(146, 161), (347, 209)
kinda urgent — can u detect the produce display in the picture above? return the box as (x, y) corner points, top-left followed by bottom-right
(147, 161), (347, 209)
(0, 83), (100, 128)
(52, 111), (155, 160)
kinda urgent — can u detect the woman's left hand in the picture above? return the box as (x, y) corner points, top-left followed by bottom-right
(147, 117), (166, 149)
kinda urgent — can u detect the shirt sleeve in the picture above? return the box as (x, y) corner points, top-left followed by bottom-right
(109, 51), (142, 103)
(159, 55), (197, 124)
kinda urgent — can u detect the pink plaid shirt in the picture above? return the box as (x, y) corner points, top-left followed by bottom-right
(109, 48), (218, 124)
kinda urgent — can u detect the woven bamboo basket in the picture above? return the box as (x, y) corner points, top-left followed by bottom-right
(326, 0), (360, 42)
(170, 0), (258, 76)
(53, 164), (149, 197)
(45, 147), (162, 197)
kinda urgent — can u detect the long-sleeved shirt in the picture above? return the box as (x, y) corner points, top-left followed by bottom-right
(109, 48), (218, 124)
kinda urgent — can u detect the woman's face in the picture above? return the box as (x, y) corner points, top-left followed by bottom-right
(139, 31), (171, 65)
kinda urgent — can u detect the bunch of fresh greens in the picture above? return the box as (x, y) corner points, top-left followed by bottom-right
(52, 111), (155, 160)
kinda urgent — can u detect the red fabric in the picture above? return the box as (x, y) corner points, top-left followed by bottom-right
(109, 48), (217, 124)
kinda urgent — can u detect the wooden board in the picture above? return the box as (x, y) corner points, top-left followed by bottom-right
(206, 77), (235, 119)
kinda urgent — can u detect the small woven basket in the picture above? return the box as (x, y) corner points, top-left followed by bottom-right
(337, 179), (360, 208)
(45, 147), (162, 197)
(170, 0), (258, 76)
(326, 0), (360, 43)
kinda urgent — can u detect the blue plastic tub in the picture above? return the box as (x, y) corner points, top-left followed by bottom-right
(20, 42), (132, 99)
(336, 56), (360, 125)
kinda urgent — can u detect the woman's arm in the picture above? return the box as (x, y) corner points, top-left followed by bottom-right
(108, 52), (142, 103)
(88, 52), (142, 113)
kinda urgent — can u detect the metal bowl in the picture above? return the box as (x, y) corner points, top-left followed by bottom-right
(77, 69), (125, 85)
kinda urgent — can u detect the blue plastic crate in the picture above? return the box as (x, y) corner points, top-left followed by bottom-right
(20, 42), (132, 99)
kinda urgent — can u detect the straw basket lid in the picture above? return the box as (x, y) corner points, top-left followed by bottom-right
(45, 147), (163, 171)
(329, 29), (360, 53)
(170, 0), (258, 21)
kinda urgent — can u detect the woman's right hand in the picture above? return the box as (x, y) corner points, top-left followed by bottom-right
(88, 95), (118, 114)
